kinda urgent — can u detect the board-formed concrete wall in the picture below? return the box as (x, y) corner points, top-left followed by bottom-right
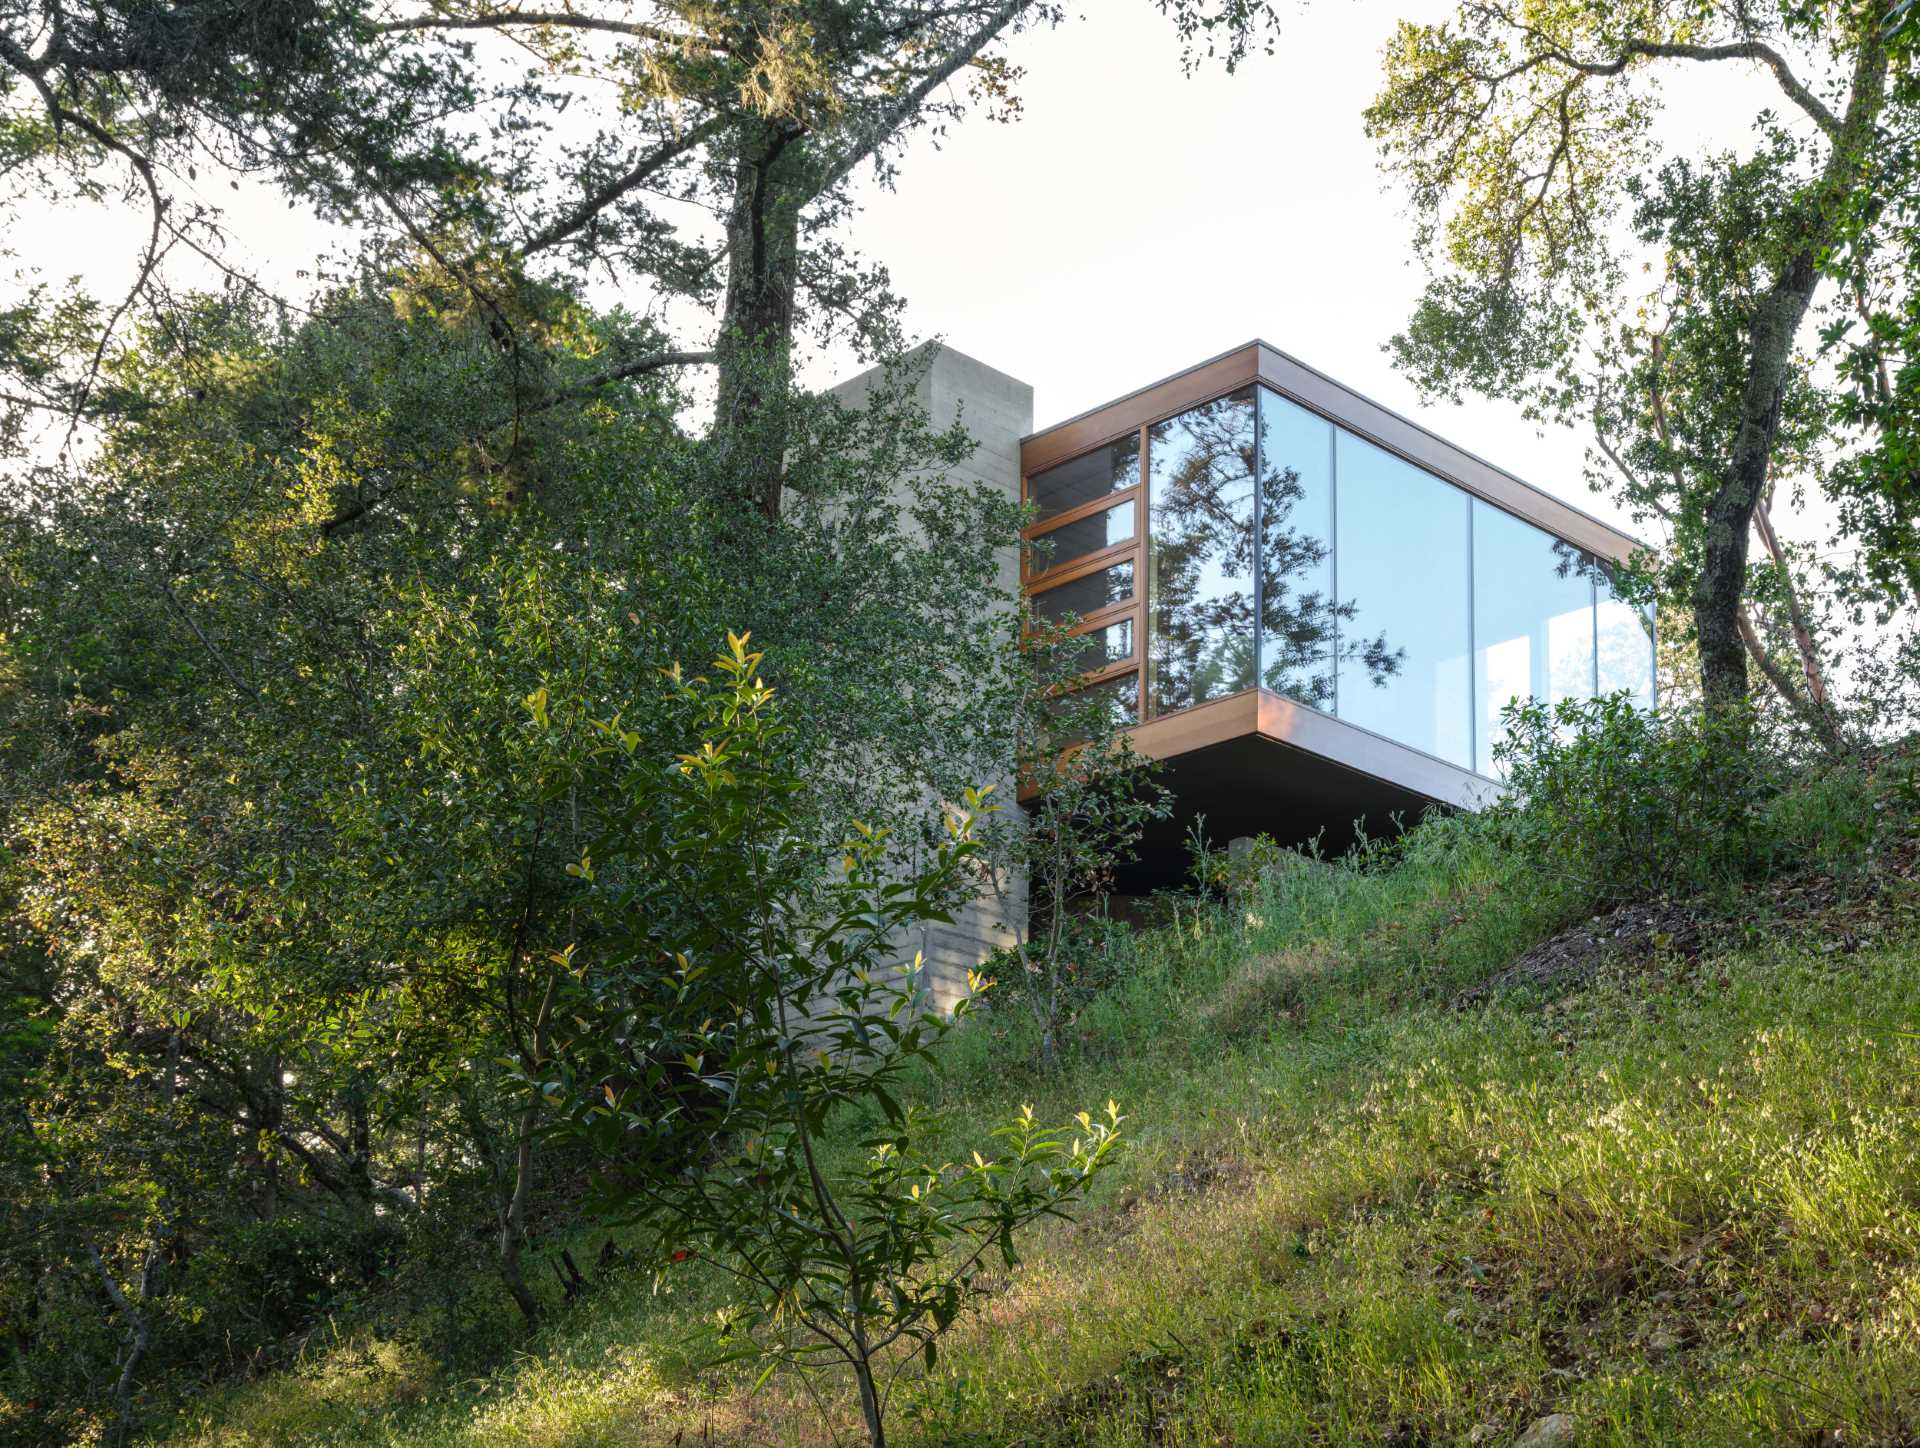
(826, 342), (1033, 1012)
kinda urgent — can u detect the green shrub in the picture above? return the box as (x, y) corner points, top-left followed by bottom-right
(1761, 757), (1892, 882)
(180, 1211), (406, 1350)
(1186, 825), (1317, 906)
(1492, 694), (1789, 905)
(528, 634), (1124, 1448)
(983, 913), (1139, 1020)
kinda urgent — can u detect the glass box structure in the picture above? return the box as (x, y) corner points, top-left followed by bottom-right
(1021, 342), (1654, 869)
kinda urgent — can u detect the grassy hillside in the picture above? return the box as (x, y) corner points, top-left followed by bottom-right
(160, 797), (1920, 1447)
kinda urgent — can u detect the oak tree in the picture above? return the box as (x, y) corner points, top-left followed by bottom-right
(1366, 1), (1912, 734)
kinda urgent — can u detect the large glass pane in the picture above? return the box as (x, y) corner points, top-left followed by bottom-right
(1335, 433), (1472, 766)
(1026, 499), (1133, 578)
(1031, 560), (1134, 627)
(1256, 388), (1337, 711)
(1472, 500), (1598, 775)
(1596, 564), (1657, 709)
(1029, 434), (1139, 525)
(1148, 389), (1257, 714)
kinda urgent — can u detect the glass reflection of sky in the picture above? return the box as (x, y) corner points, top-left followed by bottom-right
(1597, 575), (1657, 708)
(1258, 391), (1337, 709)
(1059, 380), (1662, 777)
(1336, 430), (1473, 767)
(1473, 499), (1598, 775)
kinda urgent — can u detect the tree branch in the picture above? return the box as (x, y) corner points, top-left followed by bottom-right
(375, 10), (691, 47)
(539, 347), (717, 407)
(808, 0), (1034, 205)
(517, 115), (727, 259)
(1548, 36), (1840, 137)
(1752, 498), (1836, 714)
(1737, 604), (1841, 746)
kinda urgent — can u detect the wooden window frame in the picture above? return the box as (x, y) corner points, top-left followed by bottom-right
(1022, 426), (1149, 720)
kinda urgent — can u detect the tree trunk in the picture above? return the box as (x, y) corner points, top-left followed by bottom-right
(459, 1081), (544, 1332)
(1694, 30), (1887, 715)
(92, 1029), (181, 1448)
(496, 1095), (544, 1330)
(460, 960), (560, 1333)
(713, 123), (803, 522)
(1693, 252), (1814, 713)
(345, 1073), (375, 1201)
(501, 962), (561, 1329)
(853, 1352), (887, 1448)
(256, 1053), (282, 1221)
(88, 1245), (151, 1448)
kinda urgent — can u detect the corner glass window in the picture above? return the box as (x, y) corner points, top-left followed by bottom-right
(1596, 565), (1657, 709)
(1028, 434), (1140, 525)
(1335, 432), (1472, 767)
(1026, 499), (1133, 578)
(1257, 389), (1337, 711)
(1472, 500), (1599, 775)
(1031, 560), (1134, 627)
(1148, 389), (1257, 714)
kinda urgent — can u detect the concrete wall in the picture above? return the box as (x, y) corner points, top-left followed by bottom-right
(826, 342), (1033, 1012)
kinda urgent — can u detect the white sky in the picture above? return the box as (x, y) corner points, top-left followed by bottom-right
(806, 0), (1788, 547)
(8, 1), (1821, 551)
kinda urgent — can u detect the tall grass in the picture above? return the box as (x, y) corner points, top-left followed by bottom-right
(158, 760), (1920, 1447)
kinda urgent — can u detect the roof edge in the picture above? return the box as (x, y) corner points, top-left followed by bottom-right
(1022, 338), (1652, 557)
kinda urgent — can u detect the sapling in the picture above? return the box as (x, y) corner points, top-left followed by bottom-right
(522, 634), (1124, 1446)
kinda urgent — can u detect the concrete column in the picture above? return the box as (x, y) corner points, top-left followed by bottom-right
(826, 342), (1034, 1011)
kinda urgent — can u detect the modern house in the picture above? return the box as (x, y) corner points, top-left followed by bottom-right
(830, 339), (1655, 996)
(1021, 340), (1654, 885)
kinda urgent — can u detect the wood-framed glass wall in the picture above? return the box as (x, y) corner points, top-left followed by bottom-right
(1021, 369), (1656, 778)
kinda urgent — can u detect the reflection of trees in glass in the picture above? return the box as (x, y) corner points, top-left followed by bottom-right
(1257, 390), (1400, 711)
(1030, 434), (1140, 524)
(1045, 673), (1139, 746)
(1068, 619), (1132, 677)
(1550, 537), (1608, 588)
(1024, 499), (1132, 579)
(1032, 560), (1134, 627)
(1256, 457), (1402, 711)
(1149, 388), (1409, 717)
(1148, 392), (1256, 714)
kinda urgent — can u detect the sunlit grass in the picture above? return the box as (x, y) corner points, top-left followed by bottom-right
(161, 811), (1920, 1446)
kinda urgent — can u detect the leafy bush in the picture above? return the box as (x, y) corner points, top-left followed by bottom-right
(180, 1211), (406, 1349)
(986, 619), (1170, 1065)
(1492, 695), (1789, 904)
(983, 912), (1140, 1022)
(1761, 757), (1893, 882)
(528, 635), (1124, 1448)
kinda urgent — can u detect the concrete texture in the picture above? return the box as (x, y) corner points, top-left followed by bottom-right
(826, 342), (1033, 1012)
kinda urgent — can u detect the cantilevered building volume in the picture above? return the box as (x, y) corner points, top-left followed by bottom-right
(830, 339), (1656, 993)
(1018, 340), (1655, 886)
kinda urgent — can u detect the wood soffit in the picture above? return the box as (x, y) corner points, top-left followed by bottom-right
(1124, 687), (1492, 811)
(1016, 687), (1492, 809)
(1020, 341), (1646, 565)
